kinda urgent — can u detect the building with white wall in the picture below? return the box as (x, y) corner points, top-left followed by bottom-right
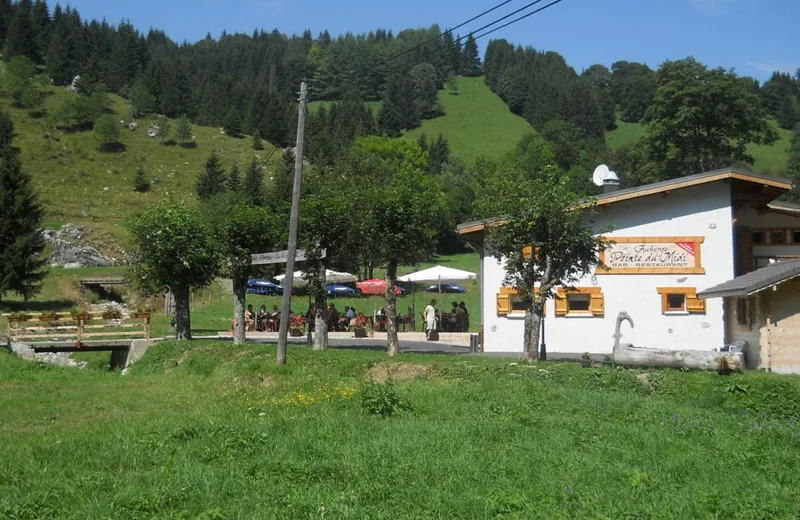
(458, 167), (800, 361)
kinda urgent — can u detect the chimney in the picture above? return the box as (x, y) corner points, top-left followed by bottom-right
(603, 170), (620, 193)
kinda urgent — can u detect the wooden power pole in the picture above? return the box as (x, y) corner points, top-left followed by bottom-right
(277, 79), (308, 365)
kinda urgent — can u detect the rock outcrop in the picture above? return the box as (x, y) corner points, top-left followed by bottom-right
(43, 224), (117, 267)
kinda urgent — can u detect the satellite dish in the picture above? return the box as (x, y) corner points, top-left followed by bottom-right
(605, 170), (619, 182)
(592, 164), (609, 187)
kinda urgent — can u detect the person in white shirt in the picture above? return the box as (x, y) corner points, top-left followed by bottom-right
(424, 299), (437, 339)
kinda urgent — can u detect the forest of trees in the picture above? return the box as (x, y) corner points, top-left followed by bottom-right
(0, 0), (483, 145)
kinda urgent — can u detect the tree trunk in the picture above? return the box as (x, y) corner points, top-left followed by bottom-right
(522, 300), (542, 362)
(385, 261), (399, 357)
(174, 285), (192, 340)
(613, 343), (744, 372)
(232, 276), (246, 345)
(314, 284), (328, 351)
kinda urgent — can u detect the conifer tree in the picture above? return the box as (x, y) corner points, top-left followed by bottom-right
(196, 151), (228, 200)
(242, 156), (265, 207)
(5, 0), (37, 60)
(227, 162), (242, 193)
(134, 165), (150, 192)
(252, 131), (264, 151)
(223, 107), (242, 137)
(461, 34), (481, 76)
(0, 111), (47, 302)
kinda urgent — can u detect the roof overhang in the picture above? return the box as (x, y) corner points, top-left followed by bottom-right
(698, 260), (800, 299)
(458, 168), (793, 241)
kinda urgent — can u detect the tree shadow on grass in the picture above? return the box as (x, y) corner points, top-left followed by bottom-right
(180, 142), (198, 149)
(162, 139), (178, 147)
(98, 142), (127, 153)
(1, 300), (75, 313)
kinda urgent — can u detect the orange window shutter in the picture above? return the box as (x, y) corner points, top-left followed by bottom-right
(590, 293), (605, 316)
(497, 294), (511, 315)
(687, 294), (706, 314)
(555, 293), (568, 316)
(522, 246), (532, 259)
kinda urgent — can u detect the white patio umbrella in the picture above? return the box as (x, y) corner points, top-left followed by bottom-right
(398, 266), (477, 329)
(274, 269), (357, 287)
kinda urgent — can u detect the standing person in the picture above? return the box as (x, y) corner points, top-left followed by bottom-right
(424, 299), (437, 340)
(327, 304), (339, 332)
(455, 302), (467, 333)
(459, 301), (470, 332)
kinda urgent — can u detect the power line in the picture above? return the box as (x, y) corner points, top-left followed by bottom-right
(392, 0), (565, 72)
(376, 0), (516, 67)
(473, 0), (565, 40)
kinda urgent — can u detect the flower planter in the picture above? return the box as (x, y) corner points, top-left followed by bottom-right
(289, 327), (304, 337)
(133, 313), (151, 319)
(354, 327), (368, 338)
(72, 315), (91, 322)
(39, 316), (59, 323)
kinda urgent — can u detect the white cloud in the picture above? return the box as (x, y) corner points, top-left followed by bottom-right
(747, 60), (799, 75)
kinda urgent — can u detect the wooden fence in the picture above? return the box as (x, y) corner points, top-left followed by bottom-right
(3, 311), (150, 345)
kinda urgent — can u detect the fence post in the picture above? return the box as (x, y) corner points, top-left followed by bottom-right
(77, 317), (84, 348)
(144, 315), (150, 339)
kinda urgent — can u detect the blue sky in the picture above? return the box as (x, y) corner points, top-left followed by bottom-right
(64, 0), (798, 81)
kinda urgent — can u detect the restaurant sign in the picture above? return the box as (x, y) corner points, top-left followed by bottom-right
(598, 236), (705, 274)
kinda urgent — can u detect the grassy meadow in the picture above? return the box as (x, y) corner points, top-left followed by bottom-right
(2, 341), (800, 518)
(403, 76), (533, 163)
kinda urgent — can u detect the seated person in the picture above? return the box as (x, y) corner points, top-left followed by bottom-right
(257, 305), (268, 331)
(327, 304), (339, 332)
(245, 304), (255, 331)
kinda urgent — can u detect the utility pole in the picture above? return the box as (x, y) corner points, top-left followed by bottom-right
(277, 79), (308, 365)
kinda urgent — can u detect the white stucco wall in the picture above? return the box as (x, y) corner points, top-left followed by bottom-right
(482, 182), (735, 354)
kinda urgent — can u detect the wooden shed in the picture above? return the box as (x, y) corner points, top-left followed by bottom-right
(698, 259), (800, 374)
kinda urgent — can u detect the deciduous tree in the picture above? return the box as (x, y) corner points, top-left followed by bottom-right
(175, 114), (193, 146)
(129, 200), (221, 340)
(94, 115), (121, 151)
(215, 204), (280, 344)
(478, 165), (609, 361)
(641, 58), (778, 178)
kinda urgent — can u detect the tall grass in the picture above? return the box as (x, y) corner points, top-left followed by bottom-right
(1, 342), (799, 518)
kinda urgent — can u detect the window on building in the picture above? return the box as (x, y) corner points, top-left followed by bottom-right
(555, 288), (604, 317)
(751, 231), (764, 244)
(567, 294), (591, 313)
(792, 230), (800, 244)
(657, 288), (705, 314)
(497, 288), (544, 316)
(770, 230), (785, 244)
(666, 293), (687, 312)
(736, 297), (750, 327)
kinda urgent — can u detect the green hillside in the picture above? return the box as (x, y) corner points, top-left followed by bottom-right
(0, 68), (283, 237)
(605, 118), (792, 174)
(404, 76), (533, 163)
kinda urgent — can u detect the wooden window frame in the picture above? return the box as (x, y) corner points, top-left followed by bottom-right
(555, 287), (604, 317)
(496, 287), (544, 317)
(656, 287), (705, 314)
(597, 236), (705, 275)
(770, 229), (786, 245)
(793, 230), (800, 245)
(751, 230), (765, 245)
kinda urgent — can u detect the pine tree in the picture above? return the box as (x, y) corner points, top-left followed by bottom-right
(778, 96), (800, 130)
(0, 111), (47, 302)
(227, 162), (242, 192)
(428, 133), (450, 175)
(252, 131), (264, 151)
(270, 150), (295, 214)
(134, 165), (150, 192)
(223, 107), (242, 137)
(461, 34), (481, 77)
(5, 0), (37, 60)
(242, 156), (265, 206)
(196, 151), (228, 200)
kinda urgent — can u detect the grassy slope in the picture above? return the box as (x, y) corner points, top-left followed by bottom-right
(2, 342), (800, 518)
(0, 67), (283, 235)
(606, 118), (792, 174)
(404, 76), (533, 163)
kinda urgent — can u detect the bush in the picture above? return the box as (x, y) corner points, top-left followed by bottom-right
(358, 379), (413, 418)
(134, 166), (150, 192)
(94, 115), (121, 151)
